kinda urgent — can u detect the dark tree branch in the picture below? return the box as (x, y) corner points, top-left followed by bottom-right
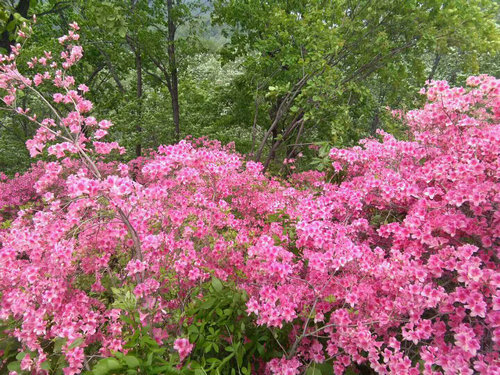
(85, 64), (105, 87)
(342, 37), (421, 85)
(96, 47), (126, 93)
(149, 55), (173, 92)
(263, 113), (304, 170)
(255, 74), (310, 161)
(144, 69), (169, 86)
(427, 52), (441, 82)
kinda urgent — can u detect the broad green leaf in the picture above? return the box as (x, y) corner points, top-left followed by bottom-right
(123, 355), (140, 368)
(211, 277), (223, 292)
(68, 337), (84, 349)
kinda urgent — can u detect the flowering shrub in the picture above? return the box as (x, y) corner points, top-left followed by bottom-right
(0, 22), (499, 375)
(288, 75), (499, 374)
(0, 163), (43, 224)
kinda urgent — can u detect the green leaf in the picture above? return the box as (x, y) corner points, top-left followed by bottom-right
(256, 343), (264, 355)
(267, 213), (280, 222)
(68, 337), (84, 349)
(211, 277), (223, 292)
(6, 20), (16, 32)
(306, 367), (322, 375)
(106, 358), (122, 370)
(93, 357), (122, 375)
(200, 298), (215, 310)
(123, 355), (140, 368)
(121, 314), (134, 325)
(236, 345), (245, 368)
(118, 27), (127, 38)
(150, 364), (179, 374)
(7, 361), (21, 372)
(41, 361), (51, 370)
(54, 337), (67, 353)
(93, 365), (108, 375)
(15, 351), (27, 360)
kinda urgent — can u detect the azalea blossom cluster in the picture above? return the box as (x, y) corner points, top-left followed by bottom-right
(308, 75), (499, 374)
(0, 22), (124, 161)
(0, 163), (43, 221)
(0, 24), (499, 375)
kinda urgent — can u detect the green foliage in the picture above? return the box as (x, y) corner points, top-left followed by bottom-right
(0, 4), (30, 54)
(212, 0), (500, 169)
(183, 278), (277, 375)
(83, 278), (279, 375)
(89, 351), (180, 375)
(0, 120), (31, 175)
(0, 0), (498, 174)
(84, 286), (179, 374)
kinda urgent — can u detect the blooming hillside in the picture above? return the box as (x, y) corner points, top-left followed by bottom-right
(0, 23), (498, 375)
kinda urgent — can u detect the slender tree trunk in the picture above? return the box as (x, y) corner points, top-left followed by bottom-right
(167, 0), (180, 141)
(135, 48), (143, 157)
(427, 53), (441, 82)
(370, 109), (380, 136)
(170, 73), (180, 142)
(264, 113), (303, 171)
(249, 86), (260, 159)
(269, 126), (278, 164)
(255, 75), (310, 162)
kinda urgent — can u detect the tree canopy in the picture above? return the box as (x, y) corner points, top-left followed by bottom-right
(0, 0), (498, 174)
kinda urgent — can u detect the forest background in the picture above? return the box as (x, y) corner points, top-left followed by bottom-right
(0, 0), (499, 175)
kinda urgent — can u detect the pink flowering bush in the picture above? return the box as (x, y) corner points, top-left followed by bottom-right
(0, 22), (499, 375)
(0, 163), (43, 224)
(277, 75), (499, 375)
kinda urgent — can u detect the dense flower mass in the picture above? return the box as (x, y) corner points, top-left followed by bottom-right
(0, 24), (499, 375)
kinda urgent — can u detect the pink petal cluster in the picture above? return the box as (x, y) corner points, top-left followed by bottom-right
(267, 356), (301, 375)
(173, 338), (194, 361)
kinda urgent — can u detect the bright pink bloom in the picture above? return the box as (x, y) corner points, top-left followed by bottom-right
(173, 338), (194, 361)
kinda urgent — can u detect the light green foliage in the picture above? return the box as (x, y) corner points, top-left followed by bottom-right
(182, 278), (278, 375)
(0, 117), (31, 175)
(0, 0), (498, 174)
(212, 0), (500, 170)
(0, 0), (31, 54)
(83, 279), (277, 375)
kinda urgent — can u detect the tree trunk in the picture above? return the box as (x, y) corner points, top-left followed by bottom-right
(167, 0), (180, 142)
(263, 114), (303, 171)
(427, 53), (441, 82)
(370, 109), (380, 136)
(135, 47), (143, 157)
(170, 73), (180, 142)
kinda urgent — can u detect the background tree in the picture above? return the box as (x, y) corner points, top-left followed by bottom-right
(0, 0), (498, 175)
(212, 0), (499, 170)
